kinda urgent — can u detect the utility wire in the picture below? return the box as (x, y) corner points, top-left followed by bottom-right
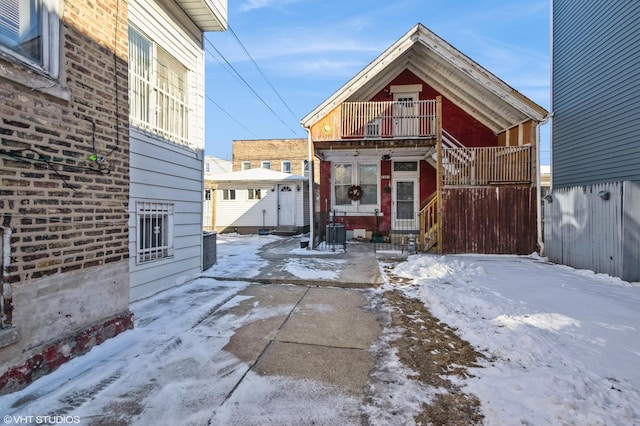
(204, 37), (300, 136)
(227, 25), (300, 122)
(205, 94), (260, 138)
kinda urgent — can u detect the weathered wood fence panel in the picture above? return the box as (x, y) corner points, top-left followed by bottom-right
(544, 182), (628, 278)
(441, 187), (536, 254)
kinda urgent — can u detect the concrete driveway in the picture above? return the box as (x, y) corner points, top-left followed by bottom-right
(0, 236), (390, 425)
(209, 283), (381, 425)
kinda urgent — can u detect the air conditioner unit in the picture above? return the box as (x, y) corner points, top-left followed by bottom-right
(365, 119), (380, 137)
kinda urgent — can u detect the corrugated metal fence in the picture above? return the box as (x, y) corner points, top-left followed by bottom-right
(544, 182), (623, 277)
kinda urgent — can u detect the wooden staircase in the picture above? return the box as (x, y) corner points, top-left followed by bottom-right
(419, 194), (439, 252)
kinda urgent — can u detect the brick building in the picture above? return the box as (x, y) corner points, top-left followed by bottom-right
(232, 138), (319, 181)
(0, 0), (132, 393)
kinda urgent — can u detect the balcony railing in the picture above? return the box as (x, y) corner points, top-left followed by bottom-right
(442, 146), (532, 186)
(341, 100), (437, 139)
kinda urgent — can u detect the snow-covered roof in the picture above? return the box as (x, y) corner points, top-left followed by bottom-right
(301, 23), (548, 134)
(205, 156), (232, 176)
(212, 167), (308, 183)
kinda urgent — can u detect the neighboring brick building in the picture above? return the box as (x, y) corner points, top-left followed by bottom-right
(0, 0), (132, 393)
(232, 138), (319, 182)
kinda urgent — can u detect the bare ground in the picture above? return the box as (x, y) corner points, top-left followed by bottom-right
(381, 262), (485, 425)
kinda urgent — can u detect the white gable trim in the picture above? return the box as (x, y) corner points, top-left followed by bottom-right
(301, 23), (547, 132)
(390, 84), (423, 93)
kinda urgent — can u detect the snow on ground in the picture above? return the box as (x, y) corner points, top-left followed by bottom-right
(201, 233), (281, 278)
(385, 253), (640, 425)
(1, 234), (639, 425)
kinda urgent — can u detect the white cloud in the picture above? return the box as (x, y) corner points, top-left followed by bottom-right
(288, 58), (365, 79)
(238, 0), (300, 12)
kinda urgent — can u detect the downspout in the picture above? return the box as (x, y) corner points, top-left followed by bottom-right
(535, 119), (548, 256)
(537, 0), (555, 256)
(304, 126), (314, 248)
(549, 0), (555, 192)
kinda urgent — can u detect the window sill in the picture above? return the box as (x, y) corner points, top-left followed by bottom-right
(0, 327), (21, 349)
(331, 208), (383, 216)
(0, 57), (70, 102)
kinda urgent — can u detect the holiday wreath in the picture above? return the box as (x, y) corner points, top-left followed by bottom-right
(347, 185), (363, 201)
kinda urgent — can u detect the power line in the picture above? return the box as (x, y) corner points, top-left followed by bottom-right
(205, 94), (259, 138)
(227, 25), (299, 122)
(204, 37), (300, 136)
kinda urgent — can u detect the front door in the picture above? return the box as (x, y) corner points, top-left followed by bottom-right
(392, 177), (418, 231)
(278, 185), (295, 226)
(393, 93), (418, 137)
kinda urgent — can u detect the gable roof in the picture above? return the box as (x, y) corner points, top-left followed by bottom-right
(213, 168), (307, 183)
(301, 23), (547, 134)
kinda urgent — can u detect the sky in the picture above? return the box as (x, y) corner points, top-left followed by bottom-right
(204, 0), (551, 164)
(1, 234), (638, 424)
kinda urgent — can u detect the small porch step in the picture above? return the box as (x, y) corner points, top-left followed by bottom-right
(271, 226), (305, 236)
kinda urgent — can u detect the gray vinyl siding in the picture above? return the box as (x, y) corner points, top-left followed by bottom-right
(128, 0), (206, 301)
(552, 0), (640, 188)
(128, 131), (205, 302)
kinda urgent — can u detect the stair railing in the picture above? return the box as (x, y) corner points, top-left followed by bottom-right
(419, 194), (438, 252)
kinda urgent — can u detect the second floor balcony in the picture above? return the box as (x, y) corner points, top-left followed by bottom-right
(341, 99), (437, 139)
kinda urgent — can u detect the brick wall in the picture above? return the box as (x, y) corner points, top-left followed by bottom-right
(0, 0), (130, 289)
(0, 0), (132, 391)
(232, 139), (318, 180)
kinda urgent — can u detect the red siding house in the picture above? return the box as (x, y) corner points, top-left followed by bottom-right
(301, 23), (548, 254)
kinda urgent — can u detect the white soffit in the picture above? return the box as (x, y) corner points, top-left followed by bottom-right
(175, 0), (228, 31)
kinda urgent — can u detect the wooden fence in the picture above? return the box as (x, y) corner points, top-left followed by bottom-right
(441, 187), (537, 254)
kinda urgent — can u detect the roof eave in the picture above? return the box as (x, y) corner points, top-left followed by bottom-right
(301, 23), (548, 130)
(175, 0), (228, 32)
(301, 24), (422, 128)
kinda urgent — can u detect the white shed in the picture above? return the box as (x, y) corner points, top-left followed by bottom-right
(214, 168), (309, 234)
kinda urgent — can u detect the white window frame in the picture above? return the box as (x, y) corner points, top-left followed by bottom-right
(281, 161), (292, 174)
(222, 189), (236, 200)
(333, 161), (379, 212)
(0, 0), (60, 78)
(248, 188), (261, 200)
(241, 161), (251, 171)
(334, 163), (353, 207)
(302, 160), (310, 178)
(128, 25), (189, 146)
(261, 161), (271, 169)
(136, 202), (174, 264)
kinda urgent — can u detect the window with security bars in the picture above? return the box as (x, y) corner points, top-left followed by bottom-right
(128, 26), (189, 146)
(137, 202), (174, 263)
